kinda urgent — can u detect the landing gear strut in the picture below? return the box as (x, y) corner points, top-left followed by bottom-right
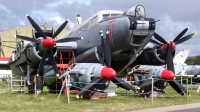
(28, 70), (43, 94)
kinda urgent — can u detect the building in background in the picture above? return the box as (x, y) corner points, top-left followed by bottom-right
(0, 26), (68, 57)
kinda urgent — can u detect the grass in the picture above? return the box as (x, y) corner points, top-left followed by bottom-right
(1, 81), (200, 112)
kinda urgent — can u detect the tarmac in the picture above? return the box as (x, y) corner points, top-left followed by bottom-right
(133, 102), (200, 112)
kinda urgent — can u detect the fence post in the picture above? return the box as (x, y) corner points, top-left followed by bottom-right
(186, 78), (188, 102)
(151, 78), (154, 106)
(66, 74), (70, 103)
(34, 75), (36, 95)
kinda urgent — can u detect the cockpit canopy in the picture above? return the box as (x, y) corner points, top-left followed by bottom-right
(102, 13), (122, 18)
(98, 10), (123, 20)
(126, 5), (146, 18)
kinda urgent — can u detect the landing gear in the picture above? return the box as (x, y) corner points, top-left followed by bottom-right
(28, 70), (43, 94)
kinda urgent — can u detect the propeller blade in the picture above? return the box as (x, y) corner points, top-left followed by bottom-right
(26, 14), (46, 39)
(171, 60), (175, 73)
(194, 73), (200, 77)
(55, 37), (83, 43)
(52, 20), (68, 38)
(175, 33), (197, 45)
(173, 27), (189, 42)
(37, 49), (48, 76)
(48, 51), (59, 77)
(193, 69), (200, 77)
(150, 39), (162, 46)
(168, 80), (189, 96)
(0, 47), (5, 57)
(139, 79), (161, 93)
(169, 43), (175, 73)
(111, 77), (136, 92)
(118, 55), (137, 74)
(77, 78), (102, 98)
(100, 33), (105, 66)
(15, 35), (39, 42)
(104, 31), (111, 67)
(153, 32), (167, 44)
(166, 42), (175, 72)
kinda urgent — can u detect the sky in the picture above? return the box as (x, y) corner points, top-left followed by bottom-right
(0, 0), (200, 56)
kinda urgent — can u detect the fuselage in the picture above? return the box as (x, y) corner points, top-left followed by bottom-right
(60, 5), (156, 71)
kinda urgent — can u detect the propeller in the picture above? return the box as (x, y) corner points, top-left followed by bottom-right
(145, 28), (195, 95)
(77, 29), (142, 98)
(194, 72), (200, 77)
(78, 31), (136, 98)
(151, 27), (197, 53)
(77, 31), (118, 98)
(139, 79), (163, 93)
(151, 27), (196, 74)
(16, 14), (82, 77)
(154, 28), (193, 95)
(100, 31), (136, 92)
(164, 42), (188, 95)
(77, 78), (104, 98)
(76, 65), (117, 98)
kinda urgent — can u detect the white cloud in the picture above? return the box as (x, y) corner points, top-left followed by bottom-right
(19, 20), (26, 26)
(46, 16), (76, 29)
(48, 16), (65, 26)
(47, 1), (67, 8)
(154, 14), (200, 56)
(68, 21), (76, 29)
(47, 0), (91, 8)
(32, 10), (60, 19)
(0, 4), (10, 12)
(177, 44), (200, 56)
(157, 14), (193, 40)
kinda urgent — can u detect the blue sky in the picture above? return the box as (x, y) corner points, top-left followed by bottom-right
(0, 0), (200, 56)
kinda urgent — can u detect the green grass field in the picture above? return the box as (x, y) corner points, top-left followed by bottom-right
(1, 81), (200, 112)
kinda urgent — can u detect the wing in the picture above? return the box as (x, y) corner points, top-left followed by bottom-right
(0, 57), (11, 70)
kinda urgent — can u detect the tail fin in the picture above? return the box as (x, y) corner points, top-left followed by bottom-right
(173, 49), (191, 65)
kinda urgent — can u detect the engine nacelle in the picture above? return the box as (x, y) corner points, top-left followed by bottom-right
(143, 48), (165, 65)
(129, 65), (166, 78)
(132, 45), (165, 66)
(8, 40), (57, 76)
(56, 42), (77, 50)
(70, 63), (116, 89)
(128, 65), (175, 86)
(44, 63), (116, 92)
(133, 49), (165, 65)
(69, 63), (104, 82)
(26, 42), (57, 65)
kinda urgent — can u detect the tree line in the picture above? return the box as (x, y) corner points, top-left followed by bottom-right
(185, 55), (200, 65)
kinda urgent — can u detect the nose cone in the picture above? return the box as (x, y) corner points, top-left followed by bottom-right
(42, 37), (55, 50)
(163, 42), (176, 51)
(101, 67), (116, 81)
(161, 69), (175, 80)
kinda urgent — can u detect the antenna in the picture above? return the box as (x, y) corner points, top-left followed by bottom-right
(40, 21), (48, 29)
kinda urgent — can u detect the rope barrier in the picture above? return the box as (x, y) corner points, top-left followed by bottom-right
(24, 75), (198, 98)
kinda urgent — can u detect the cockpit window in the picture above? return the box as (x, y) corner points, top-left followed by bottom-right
(102, 13), (121, 18)
(126, 5), (146, 18)
(88, 16), (98, 29)
(136, 5), (145, 17)
(111, 14), (121, 16)
(103, 14), (110, 18)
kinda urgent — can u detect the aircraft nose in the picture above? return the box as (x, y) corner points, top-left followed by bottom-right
(161, 69), (175, 80)
(101, 67), (116, 81)
(129, 18), (156, 31)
